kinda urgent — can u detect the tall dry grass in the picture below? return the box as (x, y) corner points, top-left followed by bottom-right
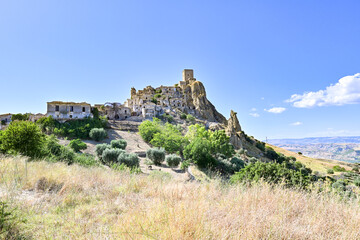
(1, 155), (360, 239)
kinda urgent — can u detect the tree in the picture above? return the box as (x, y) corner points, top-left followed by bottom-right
(89, 128), (107, 141)
(138, 119), (161, 142)
(0, 121), (45, 157)
(69, 139), (87, 152)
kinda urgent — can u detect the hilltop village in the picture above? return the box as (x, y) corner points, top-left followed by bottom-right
(1, 69), (244, 149)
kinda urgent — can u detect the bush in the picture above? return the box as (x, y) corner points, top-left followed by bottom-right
(139, 119), (161, 142)
(37, 116), (107, 139)
(184, 138), (215, 168)
(73, 154), (100, 167)
(180, 160), (191, 170)
(150, 123), (187, 153)
(118, 152), (140, 168)
(102, 148), (125, 164)
(0, 121), (45, 158)
(186, 114), (195, 123)
(230, 161), (313, 188)
(166, 154), (181, 168)
(69, 139), (87, 152)
(11, 113), (30, 121)
(95, 143), (111, 158)
(354, 177), (360, 187)
(332, 180), (346, 191)
(180, 113), (187, 120)
(333, 165), (346, 172)
(89, 128), (107, 141)
(0, 201), (26, 239)
(215, 155), (245, 174)
(111, 139), (127, 150)
(327, 169), (334, 174)
(146, 148), (165, 166)
(162, 113), (174, 123)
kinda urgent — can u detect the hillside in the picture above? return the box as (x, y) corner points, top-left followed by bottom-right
(268, 143), (353, 174)
(1, 156), (360, 239)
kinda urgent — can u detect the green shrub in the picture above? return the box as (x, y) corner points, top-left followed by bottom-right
(180, 160), (191, 170)
(165, 154), (181, 168)
(102, 148), (125, 164)
(73, 154), (100, 167)
(146, 148), (165, 166)
(69, 139), (87, 152)
(0, 201), (26, 239)
(162, 113), (174, 123)
(139, 119), (161, 142)
(265, 146), (279, 160)
(95, 143), (111, 158)
(89, 128), (107, 141)
(332, 180), (346, 191)
(255, 141), (265, 151)
(186, 114), (195, 123)
(150, 123), (187, 153)
(230, 161), (313, 188)
(184, 138), (215, 168)
(353, 177), (360, 187)
(11, 113), (30, 121)
(0, 121), (45, 158)
(327, 169), (334, 174)
(180, 113), (187, 120)
(37, 116), (107, 139)
(215, 155), (245, 174)
(118, 152), (140, 168)
(111, 139), (127, 150)
(333, 165), (346, 172)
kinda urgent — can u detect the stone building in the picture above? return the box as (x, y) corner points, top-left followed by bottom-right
(0, 113), (12, 129)
(46, 101), (92, 120)
(102, 102), (131, 120)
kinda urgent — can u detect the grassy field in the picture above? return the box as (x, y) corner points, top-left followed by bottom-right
(1, 155), (360, 239)
(268, 144), (353, 175)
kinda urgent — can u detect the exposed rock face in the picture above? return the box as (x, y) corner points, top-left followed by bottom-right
(190, 81), (227, 124)
(226, 110), (244, 149)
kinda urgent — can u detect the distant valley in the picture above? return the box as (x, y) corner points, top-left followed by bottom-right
(268, 136), (360, 163)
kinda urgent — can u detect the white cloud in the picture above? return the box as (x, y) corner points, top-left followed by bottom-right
(249, 113), (260, 117)
(264, 107), (286, 114)
(287, 73), (360, 108)
(250, 108), (257, 111)
(290, 121), (303, 126)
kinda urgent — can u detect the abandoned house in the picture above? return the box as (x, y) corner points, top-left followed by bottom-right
(46, 101), (92, 120)
(102, 102), (131, 120)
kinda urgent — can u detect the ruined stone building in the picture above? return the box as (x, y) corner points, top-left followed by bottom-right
(0, 113), (12, 129)
(102, 102), (131, 120)
(46, 101), (92, 120)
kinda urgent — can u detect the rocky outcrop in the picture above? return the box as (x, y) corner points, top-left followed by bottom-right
(226, 110), (244, 149)
(190, 81), (227, 124)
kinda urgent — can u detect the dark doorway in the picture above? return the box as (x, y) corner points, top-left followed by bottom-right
(115, 114), (120, 120)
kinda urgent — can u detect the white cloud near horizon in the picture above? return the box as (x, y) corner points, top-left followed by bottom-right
(251, 108), (257, 111)
(249, 112), (260, 117)
(264, 107), (286, 114)
(287, 73), (360, 108)
(290, 121), (303, 126)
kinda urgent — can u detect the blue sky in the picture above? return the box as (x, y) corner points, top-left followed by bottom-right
(1, 0), (360, 140)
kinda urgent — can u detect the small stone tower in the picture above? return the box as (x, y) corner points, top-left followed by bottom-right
(131, 87), (136, 99)
(183, 69), (194, 81)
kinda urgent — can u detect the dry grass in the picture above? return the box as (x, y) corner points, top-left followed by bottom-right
(1, 155), (360, 239)
(268, 144), (353, 175)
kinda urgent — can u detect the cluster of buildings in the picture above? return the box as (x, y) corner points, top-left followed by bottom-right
(1, 69), (201, 127)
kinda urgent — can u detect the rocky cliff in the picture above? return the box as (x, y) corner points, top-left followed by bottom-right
(190, 81), (227, 124)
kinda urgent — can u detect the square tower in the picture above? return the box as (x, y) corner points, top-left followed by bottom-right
(182, 69), (194, 81)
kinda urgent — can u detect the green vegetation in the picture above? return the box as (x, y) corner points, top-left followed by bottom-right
(139, 119), (187, 153)
(327, 169), (335, 174)
(165, 154), (181, 168)
(333, 165), (346, 172)
(231, 161), (315, 188)
(180, 113), (187, 120)
(0, 201), (26, 239)
(95, 143), (111, 159)
(111, 139), (127, 150)
(146, 148), (165, 166)
(0, 121), (45, 157)
(37, 116), (107, 139)
(11, 113), (30, 121)
(102, 148), (125, 164)
(68, 139), (87, 152)
(186, 114), (195, 123)
(118, 152), (140, 168)
(89, 128), (107, 141)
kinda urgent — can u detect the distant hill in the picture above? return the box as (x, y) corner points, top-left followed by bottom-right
(268, 136), (360, 145)
(268, 137), (360, 163)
